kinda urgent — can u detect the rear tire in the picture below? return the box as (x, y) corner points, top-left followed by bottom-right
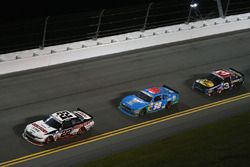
(77, 127), (86, 135)
(235, 81), (243, 88)
(165, 102), (172, 110)
(139, 109), (146, 117)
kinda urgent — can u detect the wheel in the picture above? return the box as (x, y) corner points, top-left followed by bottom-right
(165, 102), (172, 110)
(45, 136), (54, 144)
(139, 109), (146, 116)
(235, 81), (243, 88)
(217, 89), (222, 94)
(77, 127), (86, 135)
(240, 80), (244, 85)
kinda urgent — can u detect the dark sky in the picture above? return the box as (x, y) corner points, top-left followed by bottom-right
(1, 0), (167, 22)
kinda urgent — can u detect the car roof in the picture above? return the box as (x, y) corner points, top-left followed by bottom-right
(143, 87), (166, 97)
(51, 110), (77, 123)
(212, 69), (234, 79)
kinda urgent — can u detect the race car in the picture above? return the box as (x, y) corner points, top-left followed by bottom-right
(192, 68), (244, 96)
(23, 108), (94, 146)
(119, 85), (179, 117)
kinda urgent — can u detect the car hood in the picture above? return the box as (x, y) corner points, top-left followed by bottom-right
(121, 95), (149, 110)
(196, 79), (215, 88)
(26, 120), (57, 137)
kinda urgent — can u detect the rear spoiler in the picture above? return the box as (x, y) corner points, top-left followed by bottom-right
(229, 68), (244, 77)
(162, 85), (179, 94)
(76, 108), (94, 119)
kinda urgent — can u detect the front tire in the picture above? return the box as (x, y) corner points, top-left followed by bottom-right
(217, 89), (222, 94)
(139, 109), (146, 117)
(45, 136), (54, 144)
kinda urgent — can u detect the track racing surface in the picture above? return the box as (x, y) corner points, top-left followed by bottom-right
(0, 30), (250, 166)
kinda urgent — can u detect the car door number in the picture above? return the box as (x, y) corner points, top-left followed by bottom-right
(153, 102), (162, 110)
(223, 82), (230, 89)
(61, 128), (72, 137)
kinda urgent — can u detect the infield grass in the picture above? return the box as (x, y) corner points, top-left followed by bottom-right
(83, 111), (250, 167)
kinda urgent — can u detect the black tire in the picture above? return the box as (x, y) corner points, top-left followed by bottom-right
(230, 82), (242, 90)
(139, 109), (146, 117)
(45, 136), (54, 144)
(236, 81), (244, 87)
(165, 101), (172, 110)
(77, 127), (86, 135)
(216, 89), (222, 94)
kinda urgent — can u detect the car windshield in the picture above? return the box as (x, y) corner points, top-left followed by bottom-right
(207, 74), (223, 85)
(135, 91), (152, 102)
(43, 116), (62, 129)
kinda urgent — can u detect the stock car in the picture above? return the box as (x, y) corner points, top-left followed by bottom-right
(119, 85), (179, 117)
(23, 108), (94, 146)
(192, 68), (244, 96)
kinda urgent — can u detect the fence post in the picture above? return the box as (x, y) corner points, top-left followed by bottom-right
(94, 9), (105, 40)
(40, 16), (50, 50)
(186, 0), (199, 24)
(224, 0), (231, 16)
(216, 0), (224, 18)
(186, 4), (192, 24)
(141, 2), (153, 31)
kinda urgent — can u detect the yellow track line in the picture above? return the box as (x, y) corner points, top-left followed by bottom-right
(1, 92), (250, 167)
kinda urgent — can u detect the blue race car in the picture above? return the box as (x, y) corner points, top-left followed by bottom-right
(119, 85), (179, 117)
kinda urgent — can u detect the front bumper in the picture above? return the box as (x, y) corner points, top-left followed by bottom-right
(22, 130), (46, 146)
(118, 104), (138, 117)
(192, 83), (211, 95)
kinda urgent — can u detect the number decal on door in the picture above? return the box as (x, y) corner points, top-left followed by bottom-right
(153, 102), (162, 110)
(61, 128), (72, 137)
(223, 82), (230, 89)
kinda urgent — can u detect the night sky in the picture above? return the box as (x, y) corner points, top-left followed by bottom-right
(1, 0), (249, 23)
(1, 0), (166, 23)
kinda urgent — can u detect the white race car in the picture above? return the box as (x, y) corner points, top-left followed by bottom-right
(23, 108), (94, 146)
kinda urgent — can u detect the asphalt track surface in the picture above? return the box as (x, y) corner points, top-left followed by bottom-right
(0, 29), (250, 166)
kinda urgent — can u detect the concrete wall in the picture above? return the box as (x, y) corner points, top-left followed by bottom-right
(0, 13), (250, 75)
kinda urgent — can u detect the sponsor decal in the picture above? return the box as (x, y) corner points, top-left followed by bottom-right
(172, 95), (176, 101)
(153, 102), (162, 110)
(168, 90), (174, 93)
(76, 111), (91, 119)
(147, 88), (161, 94)
(231, 79), (240, 83)
(32, 123), (48, 133)
(128, 98), (144, 105)
(215, 70), (231, 78)
(199, 79), (214, 88)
